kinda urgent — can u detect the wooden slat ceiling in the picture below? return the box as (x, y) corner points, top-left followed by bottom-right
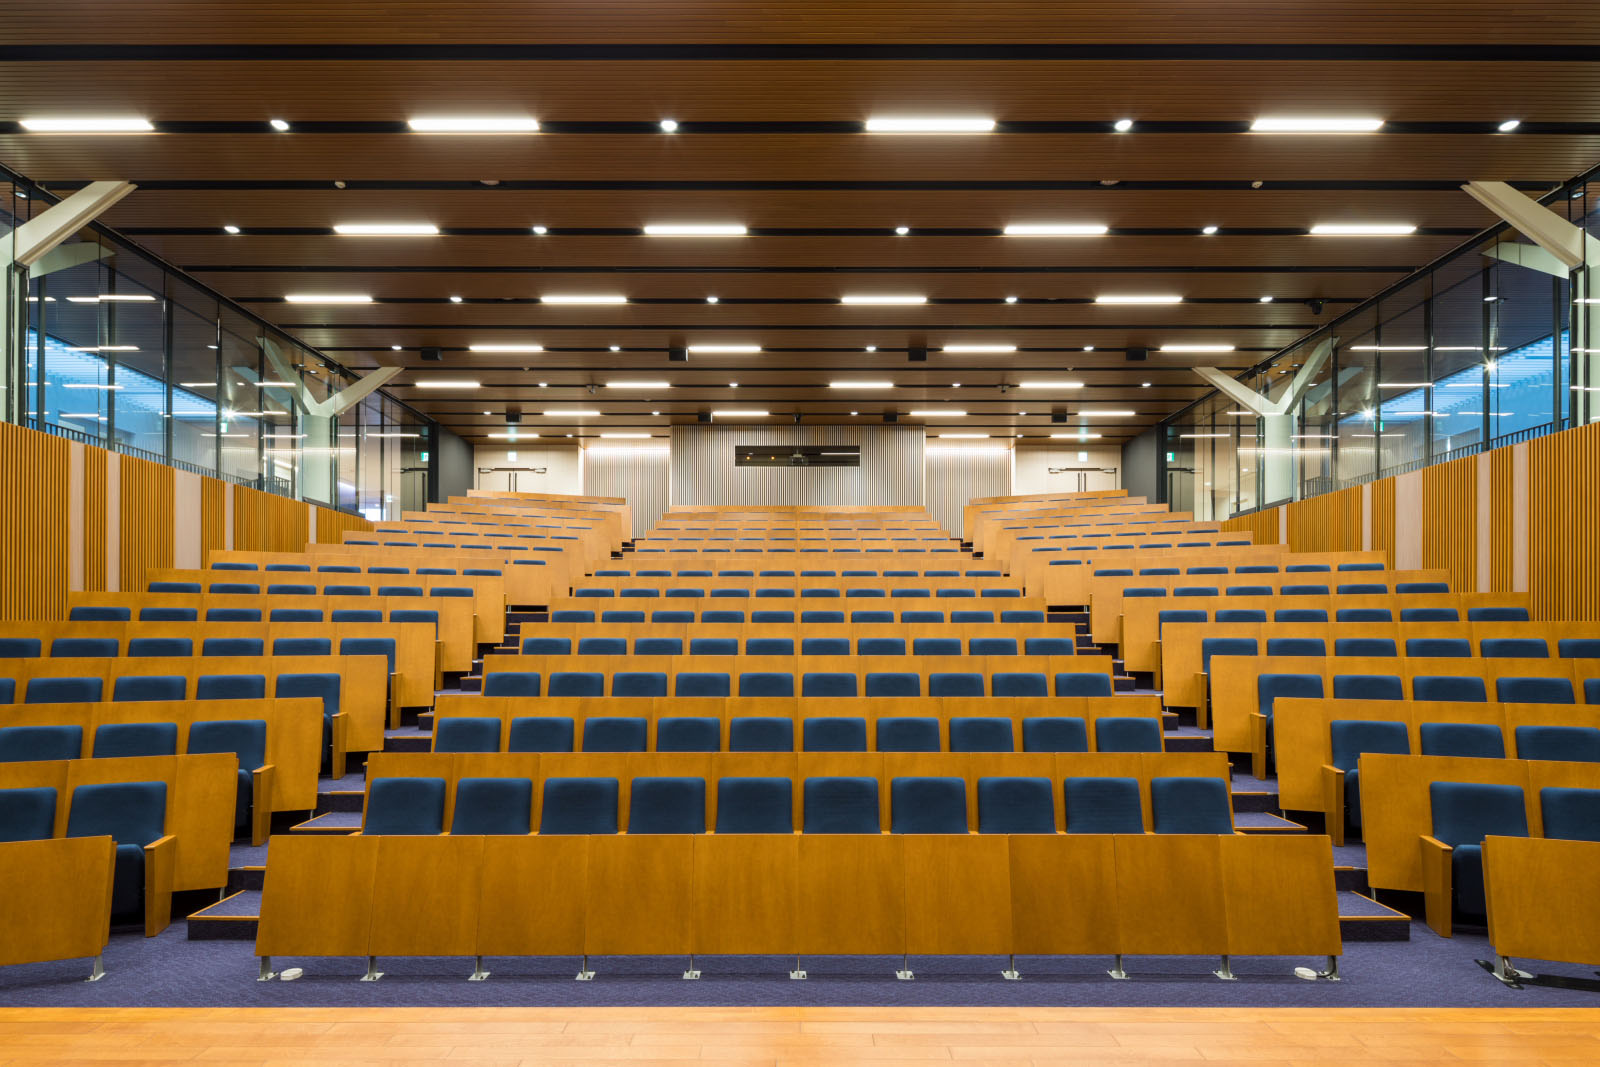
(5, 2), (1598, 445)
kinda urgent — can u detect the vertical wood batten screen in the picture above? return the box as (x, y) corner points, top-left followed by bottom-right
(670, 426), (925, 511)
(1285, 485), (1363, 553)
(925, 447), (1011, 538)
(118, 454), (174, 593)
(1421, 454), (1478, 594)
(583, 448), (670, 538)
(83, 447), (107, 592)
(233, 486), (310, 553)
(0, 422), (69, 620)
(1220, 507), (1281, 546)
(314, 504), (375, 546)
(1530, 419), (1600, 620)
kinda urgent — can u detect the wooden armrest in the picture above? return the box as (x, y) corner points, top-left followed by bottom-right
(1420, 835), (1454, 938)
(251, 764), (276, 847)
(143, 835), (177, 938)
(1320, 765), (1346, 847)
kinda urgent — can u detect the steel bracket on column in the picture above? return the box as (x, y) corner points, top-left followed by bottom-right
(258, 335), (404, 418)
(1463, 180), (1600, 278)
(1191, 337), (1335, 418)
(1, 181), (135, 270)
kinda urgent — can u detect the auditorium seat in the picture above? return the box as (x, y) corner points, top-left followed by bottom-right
(69, 606), (129, 621)
(614, 672), (669, 697)
(0, 637), (41, 657)
(976, 777), (1055, 833)
(539, 778), (619, 835)
(627, 777), (706, 834)
(1202, 637), (1258, 673)
(50, 637), (117, 658)
(340, 636), (396, 676)
(859, 637), (907, 655)
(0, 786), (57, 842)
(851, 610), (894, 623)
(273, 637), (329, 656)
(1413, 674), (1487, 702)
(993, 672), (1048, 697)
(196, 674), (266, 701)
(114, 675), (186, 702)
(0, 725), (83, 763)
(1481, 638), (1549, 659)
(1401, 607), (1458, 622)
(1150, 777), (1233, 834)
(1429, 781), (1527, 918)
(729, 717), (794, 753)
(1333, 674), (1404, 701)
(902, 611), (943, 623)
(800, 637), (848, 655)
(1063, 777), (1143, 833)
(582, 717), (648, 752)
(951, 611), (995, 623)
(1025, 637), (1076, 655)
(1021, 717), (1089, 753)
(1268, 637), (1326, 657)
(803, 717), (868, 752)
(803, 777), (880, 834)
(434, 716), (502, 753)
(715, 777), (792, 834)
(577, 637), (626, 655)
(949, 717), (1014, 753)
(1338, 609), (1393, 623)
(1515, 725), (1600, 763)
(890, 777), (967, 833)
(1330, 719), (1410, 833)
(1539, 787), (1600, 842)
(1216, 609), (1267, 623)
(25, 677), (103, 704)
(802, 672), (858, 697)
(66, 780), (167, 919)
(1257, 675), (1324, 741)
(1337, 637), (1397, 657)
(1054, 673), (1111, 698)
(876, 717), (940, 751)
(656, 717), (721, 752)
(92, 722), (178, 759)
(1275, 609), (1328, 623)
(746, 637), (794, 655)
(507, 716), (574, 753)
(448, 778), (534, 835)
(913, 637), (961, 656)
(930, 673), (985, 697)
(1496, 677), (1575, 704)
(548, 671), (606, 697)
(1095, 717), (1162, 753)
(1469, 606), (1528, 621)
(1420, 723), (1506, 759)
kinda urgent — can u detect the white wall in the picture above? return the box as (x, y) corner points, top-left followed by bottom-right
(472, 446), (582, 495)
(1012, 447), (1124, 496)
(670, 426), (925, 507)
(583, 446), (672, 538)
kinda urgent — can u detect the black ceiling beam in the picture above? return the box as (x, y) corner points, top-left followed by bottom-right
(44, 178), (1560, 192)
(189, 263), (1412, 275)
(125, 225), (1481, 237)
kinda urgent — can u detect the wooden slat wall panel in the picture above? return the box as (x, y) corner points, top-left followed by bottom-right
(926, 449), (1012, 540)
(583, 449), (671, 539)
(201, 480), (228, 563)
(1285, 486), (1361, 554)
(1370, 478), (1397, 569)
(0, 422), (69, 621)
(1220, 507), (1279, 546)
(669, 427), (926, 511)
(83, 447), (107, 593)
(1490, 446), (1516, 593)
(313, 504), (374, 546)
(1530, 420), (1600, 621)
(118, 454), (174, 593)
(1421, 455), (1478, 595)
(233, 486), (310, 553)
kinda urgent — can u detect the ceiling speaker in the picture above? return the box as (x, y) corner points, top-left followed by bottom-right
(420, 346), (442, 362)
(1126, 347), (1148, 362)
(1051, 412), (1068, 423)
(668, 345), (688, 362)
(697, 411), (711, 423)
(505, 410), (522, 424)
(907, 345), (927, 362)
(883, 412), (899, 423)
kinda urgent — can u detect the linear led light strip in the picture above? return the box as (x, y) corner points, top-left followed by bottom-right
(1250, 116), (1384, 133)
(414, 380), (481, 389)
(1003, 224), (1108, 236)
(607, 381), (670, 389)
(333, 223), (439, 236)
(66, 345), (139, 353)
(406, 116), (539, 133)
(65, 294), (155, 303)
(487, 432), (539, 439)
(469, 344), (544, 353)
(840, 294), (927, 305)
(1095, 294), (1182, 304)
(829, 381), (894, 389)
(1309, 223), (1417, 236)
(542, 294), (628, 304)
(865, 116), (995, 134)
(643, 224), (747, 236)
(909, 410), (967, 417)
(942, 344), (1016, 354)
(687, 344), (761, 354)
(285, 293), (373, 304)
(20, 117), (154, 132)
(710, 410), (769, 417)
(1051, 433), (1103, 439)
(1017, 381), (1084, 389)
(1160, 344), (1235, 353)
(543, 410), (600, 417)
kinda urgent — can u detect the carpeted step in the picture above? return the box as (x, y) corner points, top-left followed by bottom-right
(289, 810), (362, 835)
(1334, 866), (1371, 893)
(1162, 733), (1215, 753)
(1229, 790), (1279, 814)
(227, 865), (266, 893)
(1337, 890), (1411, 942)
(1233, 811), (1307, 833)
(316, 789), (365, 814)
(459, 675), (483, 693)
(186, 890), (261, 941)
(417, 712), (434, 732)
(382, 734), (432, 753)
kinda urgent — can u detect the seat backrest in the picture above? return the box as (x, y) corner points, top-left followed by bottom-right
(976, 777), (1055, 833)
(0, 786), (58, 842)
(0, 725), (84, 764)
(1401, 607), (1458, 622)
(890, 777), (968, 833)
(802, 776), (880, 833)
(1335, 637), (1397, 657)
(363, 777), (447, 835)
(549, 672), (607, 697)
(1274, 608), (1328, 623)
(1257, 673), (1324, 720)
(991, 672), (1047, 697)
(274, 672), (341, 720)
(728, 717), (795, 752)
(1481, 638), (1549, 659)
(948, 717), (1015, 753)
(613, 671), (669, 698)
(1216, 609), (1266, 623)
(50, 637), (118, 658)
(1496, 676), (1575, 705)
(689, 637), (738, 656)
(0, 637), (42, 657)
(656, 716), (721, 752)
(930, 672), (985, 697)
(1024, 637), (1076, 656)
(581, 717), (648, 753)
(1469, 606), (1530, 622)
(912, 637), (961, 656)
(1021, 716), (1089, 753)
(1053, 672), (1111, 698)
(521, 636), (572, 655)
(1062, 776), (1144, 833)
(187, 719), (268, 771)
(864, 672), (921, 698)
(539, 777), (619, 834)
(1429, 781), (1528, 847)
(434, 716), (503, 753)
(1539, 786), (1600, 842)
(66, 781), (167, 845)
(1419, 722), (1507, 760)
(112, 675), (188, 702)
(1337, 608), (1393, 623)
(1202, 637), (1258, 671)
(626, 777), (706, 834)
(25, 676), (104, 704)
(91, 722), (179, 759)
(1266, 637), (1325, 657)
(577, 636), (627, 655)
(68, 606), (131, 621)
(273, 636), (331, 655)
(1329, 719), (1410, 772)
(875, 716), (940, 752)
(745, 637), (794, 656)
(1559, 638), (1600, 659)
(1150, 776), (1233, 834)
(859, 637), (907, 655)
(715, 777), (793, 834)
(1095, 717), (1163, 753)
(1413, 674), (1488, 702)
(803, 717), (868, 752)
(448, 777), (534, 835)
(507, 716), (575, 752)
(1332, 674), (1404, 701)
(801, 672), (858, 697)
(1515, 725), (1600, 763)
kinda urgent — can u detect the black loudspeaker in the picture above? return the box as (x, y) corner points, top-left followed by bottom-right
(668, 345), (688, 362)
(1126, 347), (1148, 362)
(697, 411), (711, 423)
(1051, 412), (1068, 423)
(907, 345), (927, 362)
(505, 410), (522, 424)
(883, 412), (899, 423)
(420, 346), (442, 362)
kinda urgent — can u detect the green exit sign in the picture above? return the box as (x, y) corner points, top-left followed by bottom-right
(1166, 451), (1175, 462)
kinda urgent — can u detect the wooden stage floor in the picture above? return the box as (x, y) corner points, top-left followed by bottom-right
(0, 1006), (1596, 1064)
